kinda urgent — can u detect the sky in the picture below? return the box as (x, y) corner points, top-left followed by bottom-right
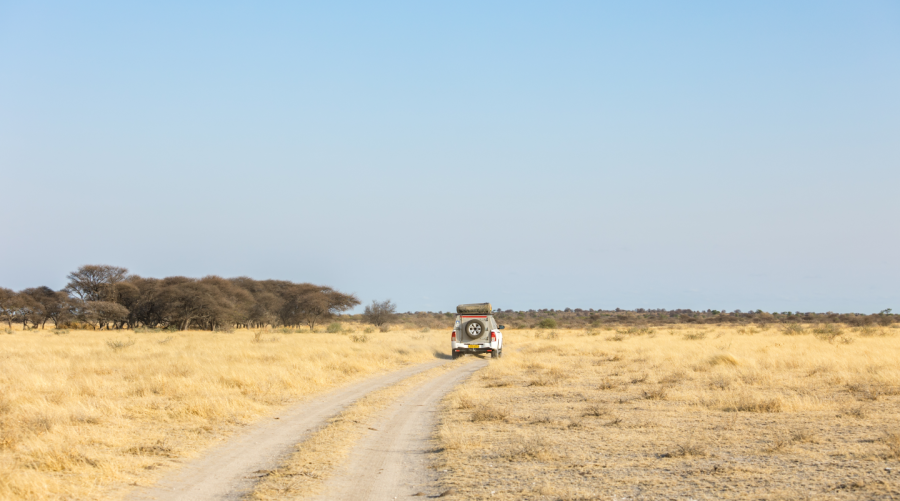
(1, 1), (898, 314)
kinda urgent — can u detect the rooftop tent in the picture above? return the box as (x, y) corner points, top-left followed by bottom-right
(457, 303), (492, 314)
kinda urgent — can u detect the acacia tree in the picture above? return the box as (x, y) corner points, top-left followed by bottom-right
(84, 301), (130, 330)
(65, 265), (129, 302)
(159, 279), (236, 331)
(9, 293), (38, 329)
(45, 291), (76, 328)
(20, 287), (55, 328)
(299, 288), (359, 330)
(0, 288), (16, 328)
(363, 299), (397, 327)
(276, 284), (359, 330)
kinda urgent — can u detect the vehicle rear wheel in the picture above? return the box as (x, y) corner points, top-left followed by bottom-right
(491, 349), (499, 359)
(451, 351), (459, 360)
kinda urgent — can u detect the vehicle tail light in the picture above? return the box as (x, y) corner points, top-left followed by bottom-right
(451, 331), (456, 342)
(491, 331), (497, 342)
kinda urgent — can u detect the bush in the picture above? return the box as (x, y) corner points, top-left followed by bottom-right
(350, 334), (368, 343)
(106, 339), (135, 351)
(781, 323), (805, 335)
(326, 322), (343, 333)
(363, 299), (396, 326)
(379, 324), (391, 333)
(538, 318), (557, 329)
(364, 326), (375, 334)
(812, 324), (843, 341)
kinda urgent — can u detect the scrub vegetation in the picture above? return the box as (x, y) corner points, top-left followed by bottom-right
(435, 325), (900, 500)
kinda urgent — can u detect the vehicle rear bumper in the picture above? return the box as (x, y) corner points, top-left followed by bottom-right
(452, 347), (494, 355)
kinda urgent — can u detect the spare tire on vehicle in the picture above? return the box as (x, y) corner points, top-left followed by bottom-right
(464, 319), (486, 340)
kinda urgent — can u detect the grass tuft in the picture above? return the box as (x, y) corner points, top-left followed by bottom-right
(106, 339), (135, 351)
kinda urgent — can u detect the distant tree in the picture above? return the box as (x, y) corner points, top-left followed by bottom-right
(20, 287), (56, 328)
(304, 289), (358, 330)
(363, 299), (397, 327)
(279, 285), (359, 330)
(45, 291), (76, 328)
(9, 293), (38, 329)
(159, 280), (232, 331)
(0, 288), (16, 327)
(65, 265), (129, 302)
(85, 301), (130, 329)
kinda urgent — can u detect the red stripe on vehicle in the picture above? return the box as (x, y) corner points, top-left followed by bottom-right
(460, 316), (487, 318)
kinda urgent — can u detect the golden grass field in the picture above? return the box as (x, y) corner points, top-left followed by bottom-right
(0, 325), (445, 501)
(436, 324), (900, 500)
(2, 323), (899, 501)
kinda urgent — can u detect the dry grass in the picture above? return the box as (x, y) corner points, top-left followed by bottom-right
(0, 327), (446, 501)
(434, 326), (900, 500)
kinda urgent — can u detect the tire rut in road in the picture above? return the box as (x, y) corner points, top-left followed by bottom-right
(308, 358), (488, 501)
(127, 359), (449, 501)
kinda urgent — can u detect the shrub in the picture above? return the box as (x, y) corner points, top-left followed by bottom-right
(781, 323), (805, 335)
(362, 299), (396, 326)
(350, 334), (368, 343)
(537, 318), (557, 329)
(812, 323), (843, 342)
(379, 325), (390, 333)
(617, 326), (653, 336)
(857, 325), (887, 337)
(106, 339), (135, 351)
(471, 406), (509, 422)
(326, 322), (343, 333)
(363, 326), (375, 334)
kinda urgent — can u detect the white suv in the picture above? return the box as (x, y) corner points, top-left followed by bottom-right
(451, 303), (503, 359)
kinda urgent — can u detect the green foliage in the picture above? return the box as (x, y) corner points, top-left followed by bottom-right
(326, 322), (343, 333)
(538, 318), (557, 329)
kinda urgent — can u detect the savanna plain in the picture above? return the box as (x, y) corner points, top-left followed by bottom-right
(1, 323), (899, 501)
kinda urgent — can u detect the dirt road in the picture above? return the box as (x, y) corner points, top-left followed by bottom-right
(129, 359), (452, 501)
(309, 358), (487, 500)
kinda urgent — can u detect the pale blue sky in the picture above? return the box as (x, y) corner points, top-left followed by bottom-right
(1, 1), (898, 313)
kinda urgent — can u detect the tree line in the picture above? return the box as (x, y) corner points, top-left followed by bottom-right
(0, 265), (359, 330)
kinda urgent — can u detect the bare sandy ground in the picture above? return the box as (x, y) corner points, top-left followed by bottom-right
(128, 359), (449, 501)
(309, 358), (488, 500)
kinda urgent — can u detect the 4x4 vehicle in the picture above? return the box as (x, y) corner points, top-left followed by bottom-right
(451, 303), (504, 359)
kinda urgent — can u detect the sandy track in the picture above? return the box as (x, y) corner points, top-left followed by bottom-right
(310, 358), (488, 501)
(128, 359), (449, 501)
